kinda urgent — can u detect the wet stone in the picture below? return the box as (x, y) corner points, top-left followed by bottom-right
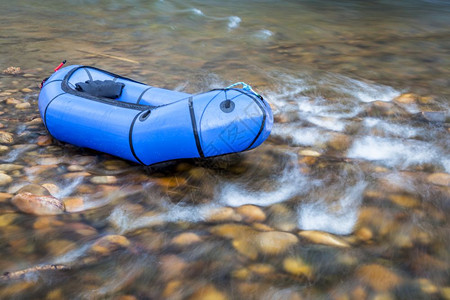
(0, 164), (24, 171)
(427, 173), (450, 187)
(17, 184), (51, 196)
(11, 192), (65, 215)
(0, 214), (17, 227)
(188, 284), (228, 300)
(15, 102), (31, 109)
(0, 131), (14, 144)
(355, 227), (373, 241)
(46, 239), (76, 256)
(63, 197), (84, 212)
(0, 192), (12, 202)
(67, 165), (85, 172)
(21, 88), (32, 93)
(160, 255), (187, 281)
(206, 207), (242, 223)
(41, 183), (59, 196)
(90, 175), (117, 184)
(388, 194), (420, 208)
(0, 145), (8, 153)
(254, 231), (299, 255)
(170, 232), (202, 246)
(89, 235), (130, 255)
(232, 238), (258, 260)
(236, 205), (266, 222)
(6, 98), (20, 105)
(299, 230), (350, 248)
(283, 256), (313, 279)
(37, 135), (53, 146)
(0, 173), (13, 186)
(394, 93), (419, 104)
(356, 264), (403, 292)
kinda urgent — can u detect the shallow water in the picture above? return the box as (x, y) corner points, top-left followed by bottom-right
(0, 0), (449, 299)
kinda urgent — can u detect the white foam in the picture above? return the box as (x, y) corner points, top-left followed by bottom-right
(227, 16), (241, 30)
(254, 29), (273, 39)
(218, 153), (307, 207)
(335, 76), (401, 103)
(298, 181), (366, 235)
(363, 118), (422, 139)
(272, 124), (330, 146)
(190, 8), (204, 16)
(347, 136), (450, 172)
(306, 116), (347, 132)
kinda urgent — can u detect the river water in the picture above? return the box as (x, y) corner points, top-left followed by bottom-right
(0, 0), (449, 299)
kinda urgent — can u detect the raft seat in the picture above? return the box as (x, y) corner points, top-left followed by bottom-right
(67, 66), (189, 107)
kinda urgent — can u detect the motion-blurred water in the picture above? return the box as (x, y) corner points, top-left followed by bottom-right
(0, 0), (449, 299)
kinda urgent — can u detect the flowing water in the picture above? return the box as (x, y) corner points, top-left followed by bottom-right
(0, 0), (449, 299)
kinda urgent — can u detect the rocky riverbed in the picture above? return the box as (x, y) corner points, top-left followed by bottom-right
(1, 0), (450, 299)
(0, 66), (449, 299)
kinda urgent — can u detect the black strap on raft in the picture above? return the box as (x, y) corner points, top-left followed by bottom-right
(40, 60), (66, 89)
(75, 80), (125, 99)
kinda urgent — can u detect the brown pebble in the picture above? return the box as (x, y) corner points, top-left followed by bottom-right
(63, 197), (84, 212)
(283, 257), (313, 278)
(89, 235), (130, 255)
(0, 131), (14, 144)
(12, 192), (65, 215)
(90, 175), (117, 184)
(0, 192), (12, 202)
(299, 230), (350, 248)
(160, 255), (187, 281)
(236, 205), (266, 222)
(21, 88), (32, 93)
(232, 238), (258, 260)
(427, 173), (450, 187)
(394, 93), (418, 104)
(0, 173), (13, 186)
(388, 194), (420, 208)
(170, 232), (202, 246)
(15, 102), (31, 109)
(254, 231), (299, 255)
(355, 227), (373, 241)
(356, 264), (402, 292)
(162, 280), (183, 298)
(188, 284), (228, 300)
(17, 184), (51, 196)
(6, 98), (20, 105)
(206, 207), (241, 222)
(37, 135), (53, 146)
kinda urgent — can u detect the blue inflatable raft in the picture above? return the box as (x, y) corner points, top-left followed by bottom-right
(38, 65), (273, 166)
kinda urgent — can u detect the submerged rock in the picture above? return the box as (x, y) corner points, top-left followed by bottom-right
(236, 205), (266, 222)
(188, 284), (228, 300)
(170, 232), (202, 246)
(356, 264), (403, 292)
(299, 230), (350, 248)
(0, 173), (13, 186)
(17, 183), (51, 196)
(394, 93), (419, 104)
(426, 173), (450, 187)
(89, 234), (130, 255)
(90, 175), (117, 184)
(0, 131), (14, 144)
(253, 231), (298, 255)
(11, 192), (65, 215)
(37, 135), (53, 146)
(283, 256), (313, 278)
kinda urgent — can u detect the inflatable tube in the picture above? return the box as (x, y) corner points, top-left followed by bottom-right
(38, 65), (273, 166)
